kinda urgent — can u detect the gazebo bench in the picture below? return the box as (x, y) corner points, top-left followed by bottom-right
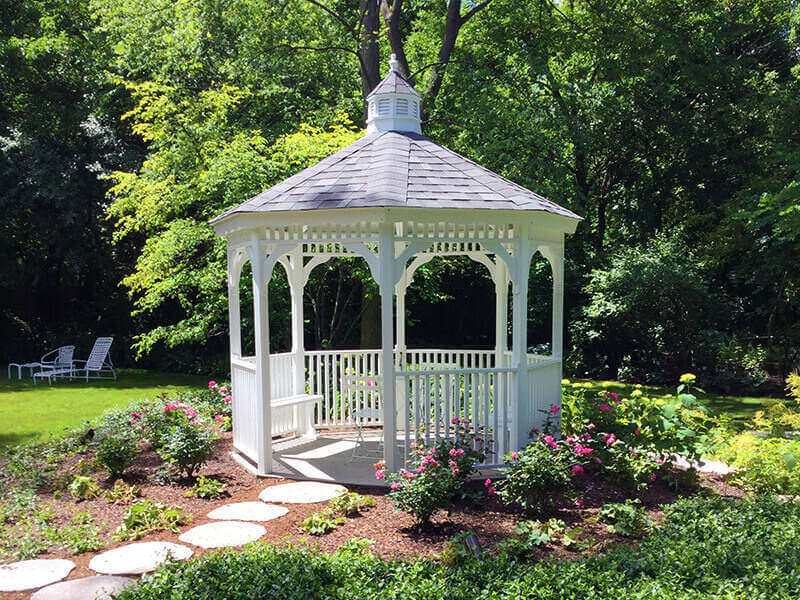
(271, 393), (321, 439)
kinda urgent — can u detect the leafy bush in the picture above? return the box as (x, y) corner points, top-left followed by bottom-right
(438, 531), (479, 566)
(156, 422), (216, 478)
(185, 475), (227, 499)
(598, 499), (654, 537)
(105, 479), (142, 504)
(68, 474), (101, 501)
(94, 434), (140, 478)
(328, 492), (374, 516)
(113, 497), (800, 600)
(377, 421), (487, 523)
(725, 436), (800, 495)
(298, 510), (344, 535)
(498, 437), (571, 513)
(114, 500), (188, 541)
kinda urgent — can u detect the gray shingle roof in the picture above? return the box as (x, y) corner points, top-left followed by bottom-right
(213, 131), (580, 221)
(366, 70), (420, 99)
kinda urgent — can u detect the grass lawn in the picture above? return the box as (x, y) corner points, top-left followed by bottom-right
(578, 379), (781, 422)
(0, 368), (208, 449)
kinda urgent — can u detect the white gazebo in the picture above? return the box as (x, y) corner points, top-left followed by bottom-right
(211, 55), (580, 481)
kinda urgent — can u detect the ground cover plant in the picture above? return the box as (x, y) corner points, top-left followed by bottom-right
(115, 496), (800, 600)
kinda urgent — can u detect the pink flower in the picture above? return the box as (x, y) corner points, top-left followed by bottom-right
(587, 423), (596, 430)
(449, 460), (457, 467)
(603, 433), (617, 446)
(460, 418), (469, 425)
(484, 478), (492, 488)
(375, 470), (384, 480)
(208, 380), (217, 389)
(594, 457), (602, 464)
(223, 395), (232, 403)
(605, 392), (618, 402)
(451, 467), (460, 475)
(219, 386), (228, 395)
(530, 427), (540, 436)
(486, 486), (496, 495)
(576, 498), (584, 508)
(542, 435), (558, 450)
(634, 429), (642, 435)
(600, 403), (612, 412)
(571, 464), (584, 475)
(417, 465), (425, 473)
(655, 458), (664, 465)
(374, 460), (385, 470)
(511, 451), (519, 461)
(550, 404), (560, 414)
(449, 447), (465, 457)
(574, 445), (593, 456)
(390, 482), (401, 490)
(452, 417), (460, 424)
(214, 414), (224, 422)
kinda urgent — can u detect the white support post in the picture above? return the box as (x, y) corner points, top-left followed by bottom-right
(288, 247), (306, 395)
(251, 239), (272, 475)
(227, 247), (242, 358)
(511, 225), (531, 451)
(494, 259), (509, 368)
(379, 223), (398, 473)
(550, 241), (565, 359)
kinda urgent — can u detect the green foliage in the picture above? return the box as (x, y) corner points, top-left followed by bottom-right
(381, 424), (488, 523)
(105, 479), (142, 504)
(498, 438), (572, 513)
(156, 422), (216, 478)
(114, 500), (187, 542)
(185, 475), (227, 499)
(726, 437), (800, 495)
(68, 474), (101, 501)
(437, 531), (479, 567)
(94, 434), (140, 478)
(598, 499), (655, 538)
(45, 511), (105, 554)
(114, 496), (800, 600)
(328, 492), (374, 517)
(298, 510), (344, 536)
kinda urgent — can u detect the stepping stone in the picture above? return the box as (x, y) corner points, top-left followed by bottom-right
(0, 558), (75, 592)
(89, 541), (193, 575)
(258, 481), (347, 504)
(178, 521), (266, 549)
(31, 575), (134, 600)
(208, 502), (289, 522)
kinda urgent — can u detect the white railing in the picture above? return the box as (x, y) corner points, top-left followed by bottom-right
(395, 366), (516, 467)
(527, 358), (563, 434)
(270, 352), (294, 399)
(231, 356), (258, 460)
(306, 350), (382, 427)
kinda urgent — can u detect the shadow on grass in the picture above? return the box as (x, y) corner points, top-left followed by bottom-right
(0, 431), (39, 449)
(0, 369), (208, 392)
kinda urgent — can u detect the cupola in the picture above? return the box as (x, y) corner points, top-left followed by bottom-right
(366, 54), (422, 134)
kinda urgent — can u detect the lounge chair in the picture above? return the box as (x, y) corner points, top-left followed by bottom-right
(71, 337), (116, 381)
(32, 345), (76, 385)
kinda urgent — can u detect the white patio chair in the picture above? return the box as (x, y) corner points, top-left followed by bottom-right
(32, 345), (75, 385)
(71, 337), (116, 381)
(341, 374), (384, 460)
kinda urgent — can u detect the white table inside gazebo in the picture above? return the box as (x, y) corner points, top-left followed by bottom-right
(212, 55), (580, 481)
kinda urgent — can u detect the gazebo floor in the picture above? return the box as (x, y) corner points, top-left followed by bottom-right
(231, 430), (504, 487)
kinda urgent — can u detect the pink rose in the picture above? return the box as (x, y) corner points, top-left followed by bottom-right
(635, 429), (642, 435)
(219, 386), (229, 395)
(511, 451), (519, 461)
(603, 433), (617, 446)
(484, 478), (492, 487)
(390, 482), (401, 490)
(571, 464), (584, 475)
(587, 423), (596, 430)
(600, 403), (612, 412)
(550, 404), (560, 414)
(375, 470), (384, 480)
(223, 395), (232, 403)
(208, 380), (217, 389)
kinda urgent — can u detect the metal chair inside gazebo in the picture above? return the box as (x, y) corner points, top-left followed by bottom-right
(211, 55), (581, 484)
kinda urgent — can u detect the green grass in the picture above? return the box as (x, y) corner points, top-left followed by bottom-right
(0, 368), (208, 448)
(577, 378), (782, 422)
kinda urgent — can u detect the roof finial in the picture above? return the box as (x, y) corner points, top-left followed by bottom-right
(389, 53), (400, 73)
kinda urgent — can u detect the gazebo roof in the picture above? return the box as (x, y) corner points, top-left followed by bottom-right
(366, 68), (421, 99)
(213, 130), (579, 222)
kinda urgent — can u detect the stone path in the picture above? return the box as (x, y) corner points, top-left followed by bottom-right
(89, 541), (193, 575)
(258, 481), (347, 504)
(0, 480), (350, 595)
(179, 521), (266, 549)
(31, 576), (134, 600)
(0, 559), (75, 592)
(207, 501), (289, 522)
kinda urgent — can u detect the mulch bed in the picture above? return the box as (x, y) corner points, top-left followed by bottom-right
(4, 433), (746, 600)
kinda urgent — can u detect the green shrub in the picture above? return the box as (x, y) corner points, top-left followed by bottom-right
(438, 531), (479, 566)
(94, 434), (140, 478)
(68, 474), (101, 501)
(105, 479), (142, 504)
(114, 497), (800, 600)
(328, 492), (374, 516)
(598, 499), (654, 537)
(185, 475), (227, 499)
(298, 510), (344, 535)
(727, 437), (800, 495)
(156, 422), (216, 478)
(114, 500), (188, 541)
(498, 437), (571, 513)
